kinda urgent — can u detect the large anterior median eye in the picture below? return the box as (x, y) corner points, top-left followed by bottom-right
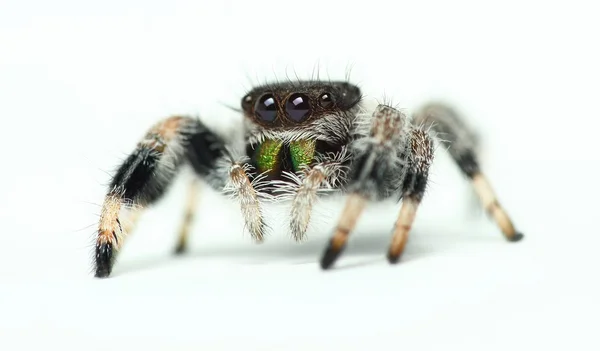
(285, 93), (311, 122)
(254, 94), (278, 123)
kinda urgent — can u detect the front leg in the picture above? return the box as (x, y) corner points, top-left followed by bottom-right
(321, 104), (409, 269)
(387, 128), (434, 263)
(94, 116), (226, 278)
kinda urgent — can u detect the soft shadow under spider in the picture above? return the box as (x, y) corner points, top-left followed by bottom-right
(110, 229), (477, 277)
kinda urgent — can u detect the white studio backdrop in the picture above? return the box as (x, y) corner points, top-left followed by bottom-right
(1, 0), (599, 350)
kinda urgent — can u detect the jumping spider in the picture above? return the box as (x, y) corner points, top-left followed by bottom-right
(93, 79), (523, 278)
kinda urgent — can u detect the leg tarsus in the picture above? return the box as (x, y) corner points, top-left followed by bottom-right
(320, 234), (348, 270)
(94, 192), (126, 278)
(95, 240), (114, 278)
(319, 193), (368, 270)
(386, 249), (401, 264)
(471, 172), (523, 242)
(173, 179), (200, 255)
(174, 242), (187, 255)
(508, 232), (525, 242)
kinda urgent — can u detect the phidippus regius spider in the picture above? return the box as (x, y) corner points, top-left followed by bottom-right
(93, 79), (523, 278)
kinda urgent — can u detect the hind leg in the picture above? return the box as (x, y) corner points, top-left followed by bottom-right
(413, 103), (524, 242)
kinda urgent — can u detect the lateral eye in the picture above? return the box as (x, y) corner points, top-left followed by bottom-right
(285, 93), (311, 122)
(242, 94), (253, 111)
(254, 93), (278, 123)
(318, 92), (334, 108)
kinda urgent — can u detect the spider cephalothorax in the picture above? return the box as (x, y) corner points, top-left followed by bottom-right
(92, 79), (523, 278)
(240, 81), (361, 186)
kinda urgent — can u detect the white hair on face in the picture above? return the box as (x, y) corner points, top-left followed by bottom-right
(243, 105), (362, 147)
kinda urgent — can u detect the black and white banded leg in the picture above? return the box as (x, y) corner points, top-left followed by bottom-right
(94, 116), (226, 278)
(387, 128), (434, 263)
(320, 104), (411, 269)
(413, 103), (524, 242)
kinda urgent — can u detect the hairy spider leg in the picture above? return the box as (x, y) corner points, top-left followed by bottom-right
(413, 103), (524, 242)
(387, 129), (434, 263)
(321, 104), (411, 269)
(174, 179), (200, 254)
(94, 116), (226, 278)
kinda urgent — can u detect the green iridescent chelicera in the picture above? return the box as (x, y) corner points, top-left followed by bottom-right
(256, 139), (284, 174)
(255, 139), (317, 174)
(289, 139), (316, 171)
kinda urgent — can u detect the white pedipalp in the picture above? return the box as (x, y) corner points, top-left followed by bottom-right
(277, 148), (352, 241)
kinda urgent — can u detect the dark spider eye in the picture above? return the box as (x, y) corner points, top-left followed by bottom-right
(285, 93), (311, 122)
(318, 92), (334, 108)
(254, 94), (278, 123)
(242, 94), (253, 111)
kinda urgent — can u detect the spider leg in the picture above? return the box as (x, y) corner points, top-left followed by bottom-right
(387, 128), (434, 263)
(174, 179), (200, 254)
(321, 104), (409, 269)
(94, 116), (226, 278)
(413, 103), (523, 242)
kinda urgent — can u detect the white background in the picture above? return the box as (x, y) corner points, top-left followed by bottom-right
(1, 0), (599, 349)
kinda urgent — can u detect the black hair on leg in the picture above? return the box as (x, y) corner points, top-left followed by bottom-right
(413, 103), (523, 242)
(94, 116), (227, 278)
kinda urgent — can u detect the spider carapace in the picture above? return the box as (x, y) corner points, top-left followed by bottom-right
(93, 79), (523, 278)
